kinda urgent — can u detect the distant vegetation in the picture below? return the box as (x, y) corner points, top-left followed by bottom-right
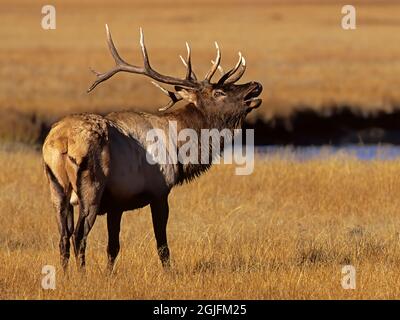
(2, 1), (400, 120)
(2, 0), (400, 299)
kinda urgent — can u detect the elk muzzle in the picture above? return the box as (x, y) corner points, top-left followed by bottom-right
(244, 82), (263, 110)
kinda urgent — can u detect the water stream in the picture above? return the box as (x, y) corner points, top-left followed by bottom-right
(255, 145), (400, 161)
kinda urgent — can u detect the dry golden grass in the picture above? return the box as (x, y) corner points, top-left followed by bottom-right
(1, 0), (400, 124)
(2, 1), (400, 299)
(2, 145), (400, 299)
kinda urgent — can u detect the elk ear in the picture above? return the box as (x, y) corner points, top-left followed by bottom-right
(175, 86), (198, 106)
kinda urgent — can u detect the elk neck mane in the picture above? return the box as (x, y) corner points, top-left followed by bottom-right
(165, 102), (247, 185)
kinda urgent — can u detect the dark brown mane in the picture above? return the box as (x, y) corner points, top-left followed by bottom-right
(167, 103), (247, 185)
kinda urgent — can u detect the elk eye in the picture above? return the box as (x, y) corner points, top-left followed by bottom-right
(213, 90), (226, 98)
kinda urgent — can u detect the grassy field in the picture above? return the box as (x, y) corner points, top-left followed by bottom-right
(2, 0), (400, 300)
(2, 145), (400, 299)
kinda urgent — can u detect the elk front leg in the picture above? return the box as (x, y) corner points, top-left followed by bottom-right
(107, 211), (123, 273)
(150, 196), (170, 268)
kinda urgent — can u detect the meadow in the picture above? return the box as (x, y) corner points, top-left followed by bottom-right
(2, 145), (400, 299)
(2, 0), (400, 300)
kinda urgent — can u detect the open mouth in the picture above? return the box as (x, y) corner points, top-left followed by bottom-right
(244, 83), (263, 109)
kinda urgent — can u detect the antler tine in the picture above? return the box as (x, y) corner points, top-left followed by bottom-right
(139, 30), (197, 87)
(179, 55), (198, 80)
(158, 100), (178, 112)
(89, 67), (102, 77)
(151, 80), (170, 96)
(224, 55), (246, 84)
(179, 55), (187, 66)
(217, 52), (244, 85)
(204, 42), (221, 82)
(184, 42), (192, 80)
(211, 60), (224, 75)
(106, 24), (128, 66)
(179, 42), (197, 80)
(139, 27), (151, 70)
(151, 81), (183, 112)
(87, 24), (144, 93)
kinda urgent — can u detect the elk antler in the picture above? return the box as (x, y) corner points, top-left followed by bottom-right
(88, 25), (197, 93)
(218, 52), (246, 85)
(179, 42), (197, 81)
(205, 43), (246, 85)
(211, 60), (224, 75)
(88, 25), (248, 111)
(204, 42), (221, 82)
(150, 81), (183, 111)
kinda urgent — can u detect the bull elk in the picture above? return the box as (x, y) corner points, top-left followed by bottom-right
(42, 25), (262, 272)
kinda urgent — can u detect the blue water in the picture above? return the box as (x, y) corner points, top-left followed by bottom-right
(256, 145), (400, 161)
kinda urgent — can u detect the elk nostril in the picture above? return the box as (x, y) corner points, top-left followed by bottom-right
(252, 82), (262, 94)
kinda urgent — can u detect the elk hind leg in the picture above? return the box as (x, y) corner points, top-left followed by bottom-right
(44, 164), (74, 272)
(72, 162), (106, 270)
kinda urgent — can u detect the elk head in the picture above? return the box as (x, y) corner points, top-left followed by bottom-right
(88, 25), (263, 128)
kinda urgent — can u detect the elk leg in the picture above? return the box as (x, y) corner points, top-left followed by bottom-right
(66, 203), (74, 240)
(60, 202), (74, 271)
(106, 211), (123, 273)
(72, 204), (98, 271)
(70, 148), (108, 270)
(44, 165), (73, 272)
(150, 197), (170, 268)
(58, 202), (74, 272)
(73, 187), (101, 269)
